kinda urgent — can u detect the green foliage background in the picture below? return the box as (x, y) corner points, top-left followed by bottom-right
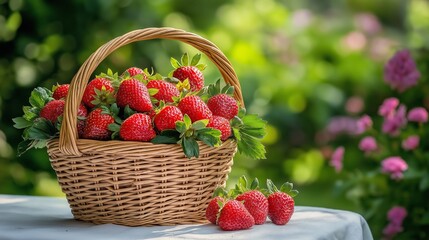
(1, 0), (429, 237)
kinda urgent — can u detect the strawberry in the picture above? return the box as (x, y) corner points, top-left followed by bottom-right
(232, 176), (268, 225)
(171, 53), (206, 92)
(205, 196), (225, 225)
(178, 95), (212, 122)
(217, 199), (255, 231)
(122, 67), (146, 78)
(208, 116), (231, 141)
(147, 80), (180, 103)
(40, 100), (65, 123)
(82, 77), (115, 109)
(52, 84), (70, 100)
(82, 108), (114, 140)
(207, 94), (238, 120)
(119, 113), (156, 141)
(266, 179), (298, 225)
(77, 104), (88, 138)
(154, 105), (183, 132)
(116, 78), (153, 112)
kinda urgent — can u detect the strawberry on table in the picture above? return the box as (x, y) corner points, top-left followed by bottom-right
(217, 199), (255, 231)
(171, 53), (206, 92)
(116, 78), (153, 112)
(208, 116), (231, 141)
(205, 196), (225, 225)
(266, 179), (298, 225)
(82, 108), (115, 140)
(52, 84), (70, 100)
(119, 113), (156, 141)
(178, 95), (212, 122)
(154, 105), (183, 132)
(82, 77), (115, 109)
(234, 176), (268, 225)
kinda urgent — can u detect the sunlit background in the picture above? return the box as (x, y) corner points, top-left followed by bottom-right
(1, 0), (429, 238)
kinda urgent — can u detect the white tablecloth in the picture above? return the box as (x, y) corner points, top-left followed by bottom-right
(0, 194), (373, 240)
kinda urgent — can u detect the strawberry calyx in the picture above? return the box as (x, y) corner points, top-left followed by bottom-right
(170, 53), (207, 71)
(266, 179), (299, 197)
(207, 79), (235, 97)
(90, 85), (116, 108)
(97, 68), (121, 89)
(152, 114), (221, 158)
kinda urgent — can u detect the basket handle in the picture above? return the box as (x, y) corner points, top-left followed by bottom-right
(59, 27), (244, 156)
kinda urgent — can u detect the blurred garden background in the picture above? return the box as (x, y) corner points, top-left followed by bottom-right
(1, 0), (429, 238)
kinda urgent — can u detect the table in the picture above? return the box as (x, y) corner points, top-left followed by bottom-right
(0, 194), (373, 240)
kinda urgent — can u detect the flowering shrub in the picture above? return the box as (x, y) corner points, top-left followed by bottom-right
(328, 49), (429, 239)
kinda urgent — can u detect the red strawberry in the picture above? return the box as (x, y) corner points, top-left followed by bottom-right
(82, 108), (114, 140)
(217, 200), (255, 231)
(266, 179), (298, 225)
(52, 84), (70, 100)
(122, 67), (146, 78)
(208, 116), (231, 141)
(205, 196), (225, 225)
(236, 190), (268, 225)
(77, 104), (88, 138)
(207, 94), (239, 120)
(171, 53), (206, 92)
(82, 78), (115, 109)
(116, 79), (153, 112)
(119, 113), (156, 141)
(154, 106), (183, 132)
(40, 100), (65, 123)
(147, 80), (180, 103)
(178, 95), (212, 122)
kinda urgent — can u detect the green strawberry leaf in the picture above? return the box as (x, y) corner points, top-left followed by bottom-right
(250, 178), (259, 190)
(13, 117), (32, 129)
(266, 179), (278, 194)
(190, 53), (201, 66)
(171, 57), (181, 69)
(23, 106), (38, 121)
(17, 139), (32, 156)
(26, 119), (57, 140)
(151, 130), (180, 144)
(182, 137), (199, 158)
(238, 175), (248, 192)
(183, 114), (192, 129)
(29, 87), (52, 108)
(196, 128), (221, 147)
(213, 187), (229, 198)
(124, 105), (136, 119)
(175, 121), (187, 134)
(280, 182), (293, 193)
(196, 63), (207, 71)
(108, 123), (121, 132)
(191, 119), (209, 131)
(181, 52), (189, 66)
(232, 113), (267, 160)
(289, 190), (299, 198)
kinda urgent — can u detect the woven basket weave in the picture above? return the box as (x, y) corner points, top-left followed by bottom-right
(46, 27), (244, 226)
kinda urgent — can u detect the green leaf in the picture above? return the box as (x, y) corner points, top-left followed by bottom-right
(17, 140), (32, 156)
(171, 57), (181, 69)
(213, 187), (228, 198)
(29, 87), (52, 108)
(108, 123), (120, 132)
(23, 106), (38, 121)
(280, 182), (293, 193)
(175, 121), (187, 134)
(266, 179), (278, 194)
(181, 52), (189, 66)
(196, 128), (221, 147)
(192, 119), (209, 130)
(151, 130), (180, 144)
(183, 114), (192, 128)
(182, 137), (199, 158)
(289, 190), (299, 198)
(124, 105), (136, 119)
(13, 117), (32, 129)
(148, 88), (159, 96)
(26, 119), (57, 140)
(191, 53), (201, 66)
(196, 63), (206, 71)
(238, 175), (248, 192)
(250, 178), (259, 190)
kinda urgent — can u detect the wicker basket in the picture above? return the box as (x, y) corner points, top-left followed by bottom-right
(46, 28), (244, 226)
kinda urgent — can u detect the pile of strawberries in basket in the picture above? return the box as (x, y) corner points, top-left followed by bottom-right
(13, 53), (266, 159)
(206, 176), (298, 231)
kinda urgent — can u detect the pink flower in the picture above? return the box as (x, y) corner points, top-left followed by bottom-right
(382, 104), (407, 136)
(356, 115), (372, 134)
(407, 107), (428, 123)
(330, 146), (345, 173)
(378, 98), (399, 117)
(383, 206), (407, 239)
(384, 49), (420, 92)
(359, 136), (377, 152)
(381, 156), (408, 180)
(402, 135), (420, 150)
(387, 206), (407, 225)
